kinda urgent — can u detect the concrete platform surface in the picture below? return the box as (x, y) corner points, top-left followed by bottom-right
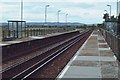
(57, 30), (119, 80)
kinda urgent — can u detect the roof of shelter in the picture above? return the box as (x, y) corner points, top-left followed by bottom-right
(8, 20), (26, 22)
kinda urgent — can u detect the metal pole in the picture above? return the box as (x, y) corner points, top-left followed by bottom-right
(66, 14), (68, 26)
(45, 6), (47, 24)
(57, 10), (61, 26)
(21, 0), (23, 38)
(117, 0), (118, 18)
(21, 0), (23, 21)
(110, 5), (111, 19)
(57, 11), (59, 26)
(107, 5), (111, 19)
(45, 5), (50, 25)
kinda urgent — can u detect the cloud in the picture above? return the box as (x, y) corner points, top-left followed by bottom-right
(1, 0), (116, 2)
(1, 1), (118, 24)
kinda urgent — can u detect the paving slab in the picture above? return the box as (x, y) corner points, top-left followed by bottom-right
(98, 40), (106, 43)
(75, 56), (100, 61)
(99, 44), (109, 48)
(59, 79), (101, 80)
(100, 56), (116, 61)
(80, 48), (99, 56)
(71, 60), (99, 67)
(63, 66), (101, 78)
(99, 50), (114, 56)
(98, 48), (110, 51)
(101, 65), (118, 78)
(80, 50), (99, 56)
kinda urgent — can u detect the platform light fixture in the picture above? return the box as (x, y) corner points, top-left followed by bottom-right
(45, 5), (50, 25)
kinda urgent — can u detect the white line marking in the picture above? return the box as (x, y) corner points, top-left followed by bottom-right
(58, 65), (70, 78)
(98, 43), (107, 45)
(72, 56), (77, 61)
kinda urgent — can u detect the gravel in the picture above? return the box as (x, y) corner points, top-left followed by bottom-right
(27, 34), (90, 79)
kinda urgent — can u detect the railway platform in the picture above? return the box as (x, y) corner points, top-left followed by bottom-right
(0, 30), (77, 46)
(57, 30), (119, 80)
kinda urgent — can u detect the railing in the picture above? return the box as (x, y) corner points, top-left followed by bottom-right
(2, 27), (77, 41)
(99, 28), (120, 61)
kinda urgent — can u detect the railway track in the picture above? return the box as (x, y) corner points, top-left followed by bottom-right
(1, 31), (79, 73)
(2, 31), (79, 72)
(2, 30), (92, 79)
(1, 37), (74, 73)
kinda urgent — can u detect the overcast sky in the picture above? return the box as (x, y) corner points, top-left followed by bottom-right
(0, 0), (119, 24)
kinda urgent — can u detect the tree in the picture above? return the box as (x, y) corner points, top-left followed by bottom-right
(111, 15), (115, 20)
(103, 13), (109, 20)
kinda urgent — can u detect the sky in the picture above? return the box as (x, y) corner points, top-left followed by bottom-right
(0, 0), (119, 24)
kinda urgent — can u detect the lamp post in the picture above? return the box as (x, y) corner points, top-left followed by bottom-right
(66, 13), (68, 26)
(20, 0), (24, 37)
(107, 4), (111, 19)
(45, 5), (50, 25)
(107, 5), (112, 33)
(21, 0), (23, 21)
(57, 10), (61, 26)
(104, 10), (108, 14)
(117, 0), (119, 18)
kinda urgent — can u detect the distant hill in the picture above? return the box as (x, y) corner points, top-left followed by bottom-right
(0, 23), (7, 26)
(0, 22), (85, 27)
(27, 22), (85, 26)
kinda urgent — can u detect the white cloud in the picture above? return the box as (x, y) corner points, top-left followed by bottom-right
(1, 0), (118, 24)
(1, 0), (117, 2)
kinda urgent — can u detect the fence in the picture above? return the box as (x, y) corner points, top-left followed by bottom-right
(100, 28), (120, 61)
(2, 26), (78, 41)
